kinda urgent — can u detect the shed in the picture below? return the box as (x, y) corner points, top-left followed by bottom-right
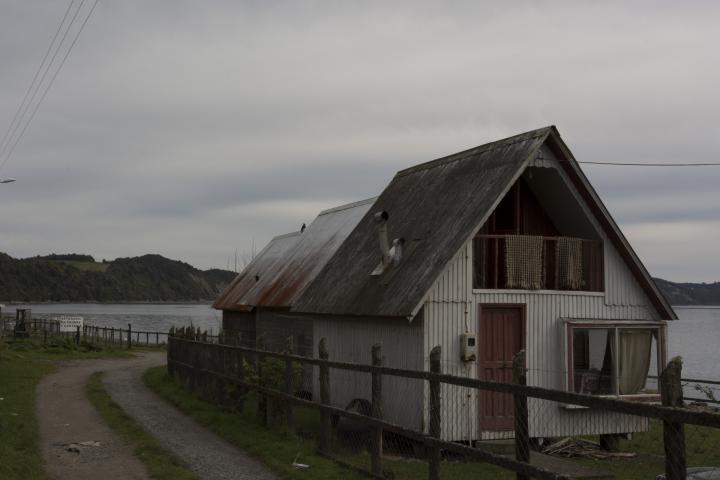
(215, 126), (676, 442)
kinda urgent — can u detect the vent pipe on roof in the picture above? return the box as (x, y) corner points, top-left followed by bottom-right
(371, 211), (404, 276)
(374, 211), (391, 264)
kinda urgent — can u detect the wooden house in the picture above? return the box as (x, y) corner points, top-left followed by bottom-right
(214, 126), (676, 442)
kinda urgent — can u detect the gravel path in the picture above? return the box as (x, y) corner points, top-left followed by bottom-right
(37, 352), (279, 480)
(103, 353), (279, 480)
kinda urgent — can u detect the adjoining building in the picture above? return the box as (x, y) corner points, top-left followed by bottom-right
(214, 126), (676, 442)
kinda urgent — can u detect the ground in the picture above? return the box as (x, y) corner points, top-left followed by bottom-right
(35, 351), (278, 480)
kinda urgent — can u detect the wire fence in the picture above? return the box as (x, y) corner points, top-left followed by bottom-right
(167, 327), (720, 480)
(0, 315), (175, 347)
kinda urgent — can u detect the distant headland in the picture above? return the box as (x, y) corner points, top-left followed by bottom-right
(0, 252), (236, 303)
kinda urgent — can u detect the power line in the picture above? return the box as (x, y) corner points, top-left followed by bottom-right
(0, 0), (85, 161)
(0, 0), (77, 156)
(578, 161), (720, 167)
(0, 0), (98, 172)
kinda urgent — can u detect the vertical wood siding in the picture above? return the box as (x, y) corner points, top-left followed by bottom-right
(422, 148), (659, 441)
(313, 315), (425, 431)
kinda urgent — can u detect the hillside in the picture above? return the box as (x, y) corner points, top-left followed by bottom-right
(0, 252), (236, 302)
(0, 251), (715, 305)
(653, 278), (720, 306)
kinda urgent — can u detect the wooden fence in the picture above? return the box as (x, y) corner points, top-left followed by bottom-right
(167, 327), (720, 480)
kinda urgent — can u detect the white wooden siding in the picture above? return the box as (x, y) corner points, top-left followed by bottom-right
(313, 315), (425, 431)
(422, 148), (660, 441)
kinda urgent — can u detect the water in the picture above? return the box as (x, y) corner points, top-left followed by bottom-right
(1, 303), (718, 381)
(0, 303), (221, 335)
(668, 306), (720, 381)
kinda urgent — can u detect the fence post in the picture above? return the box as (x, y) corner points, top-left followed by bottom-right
(318, 337), (331, 455)
(257, 336), (268, 426)
(284, 336), (295, 430)
(428, 345), (442, 480)
(371, 343), (383, 477)
(513, 350), (530, 480)
(661, 357), (686, 480)
(75, 325), (80, 345)
(127, 323), (132, 349)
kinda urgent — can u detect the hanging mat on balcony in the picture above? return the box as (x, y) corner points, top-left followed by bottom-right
(556, 237), (585, 290)
(505, 235), (544, 289)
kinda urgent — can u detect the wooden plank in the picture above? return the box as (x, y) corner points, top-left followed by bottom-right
(513, 350), (529, 480)
(285, 336), (295, 430)
(318, 338), (331, 454)
(371, 344), (383, 477)
(661, 357), (686, 480)
(428, 346), (441, 480)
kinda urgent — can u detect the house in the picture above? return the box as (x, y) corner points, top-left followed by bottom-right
(214, 126), (676, 442)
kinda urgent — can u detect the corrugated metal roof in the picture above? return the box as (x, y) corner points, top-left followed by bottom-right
(212, 231), (300, 311)
(212, 197), (375, 311)
(292, 127), (551, 317)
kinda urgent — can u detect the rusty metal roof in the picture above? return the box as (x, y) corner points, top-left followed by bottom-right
(212, 197), (375, 311)
(292, 126), (676, 320)
(212, 231), (301, 311)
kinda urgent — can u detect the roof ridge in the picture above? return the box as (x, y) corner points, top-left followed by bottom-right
(272, 231), (301, 241)
(318, 196), (378, 216)
(396, 126), (552, 178)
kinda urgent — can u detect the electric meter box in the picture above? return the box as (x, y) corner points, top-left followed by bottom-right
(461, 332), (477, 362)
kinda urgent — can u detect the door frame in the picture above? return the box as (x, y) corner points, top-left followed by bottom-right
(477, 303), (527, 432)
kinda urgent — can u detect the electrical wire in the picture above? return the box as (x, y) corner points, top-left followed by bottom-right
(0, 1), (85, 161)
(0, 0), (99, 172)
(578, 161), (720, 167)
(0, 0), (76, 156)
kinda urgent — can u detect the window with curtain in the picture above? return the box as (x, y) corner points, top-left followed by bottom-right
(567, 323), (663, 397)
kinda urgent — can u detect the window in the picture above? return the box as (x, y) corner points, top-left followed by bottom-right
(565, 321), (666, 398)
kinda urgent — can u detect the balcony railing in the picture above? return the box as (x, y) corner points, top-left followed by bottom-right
(473, 235), (604, 291)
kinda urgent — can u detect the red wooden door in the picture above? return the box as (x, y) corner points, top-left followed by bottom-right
(478, 305), (525, 431)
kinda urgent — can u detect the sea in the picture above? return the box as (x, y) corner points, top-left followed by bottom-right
(1, 303), (718, 381)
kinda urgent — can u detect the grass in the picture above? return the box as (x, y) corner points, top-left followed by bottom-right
(86, 371), (197, 480)
(0, 334), (132, 480)
(573, 419), (720, 480)
(143, 367), (514, 479)
(145, 366), (720, 480)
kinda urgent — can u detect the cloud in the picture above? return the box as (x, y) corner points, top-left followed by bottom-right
(1, 1), (719, 281)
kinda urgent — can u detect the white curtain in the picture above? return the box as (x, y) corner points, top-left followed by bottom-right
(617, 330), (653, 395)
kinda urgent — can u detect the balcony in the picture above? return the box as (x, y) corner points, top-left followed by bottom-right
(473, 235), (604, 291)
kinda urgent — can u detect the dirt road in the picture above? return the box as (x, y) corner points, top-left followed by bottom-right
(36, 351), (278, 480)
(36, 354), (156, 480)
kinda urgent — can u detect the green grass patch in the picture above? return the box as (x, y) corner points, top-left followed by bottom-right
(573, 419), (720, 480)
(0, 335), (131, 480)
(86, 372), (197, 480)
(143, 367), (514, 479)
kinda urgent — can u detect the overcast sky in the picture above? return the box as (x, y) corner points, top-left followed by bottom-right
(1, 1), (719, 282)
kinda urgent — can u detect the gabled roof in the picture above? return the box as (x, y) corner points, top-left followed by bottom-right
(212, 197), (375, 312)
(292, 126), (676, 320)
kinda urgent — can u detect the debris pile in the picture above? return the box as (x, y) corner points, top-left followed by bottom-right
(542, 438), (637, 460)
(687, 401), (720, 414)
(65, 441), (102, 453)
